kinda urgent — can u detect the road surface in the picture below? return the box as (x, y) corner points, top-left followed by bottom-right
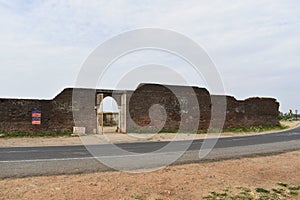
(1, 125), (300, 178)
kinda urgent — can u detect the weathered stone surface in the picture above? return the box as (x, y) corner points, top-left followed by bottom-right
(0, 84), (279, 133)
(127, 84), (211, 132)
(210, 95), (279, 129)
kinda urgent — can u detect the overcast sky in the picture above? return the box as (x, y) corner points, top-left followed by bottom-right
(0, 0), (299, 112)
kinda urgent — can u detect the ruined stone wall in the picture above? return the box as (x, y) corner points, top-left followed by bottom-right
(244, 97), (279, 127)
(0, 84), (280, 133)
(49, 88), (75, 131)
(127, 84), (279, 132)
(0, 88), (75, 133)
(126, 84), (211, 132)
(211, 95), (280, 129)
(0, 99), (52, 132)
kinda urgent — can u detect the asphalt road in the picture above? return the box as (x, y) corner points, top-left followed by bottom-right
(1, 125), (300, 178)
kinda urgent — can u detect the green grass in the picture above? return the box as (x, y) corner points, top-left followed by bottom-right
(204, 182), (300, 200)
(171, 124), (288, 134)
(1, 122), (290, 138)
(127, 128), (198, 134)
(131, 194), (144, 200)
(277, 182), (289, 187)
(215, 123), (289, 134)
(128, 123), (289, 135)
(255, 188), (270, 194)
(123, 196), (164, 200)
(0, 130), (73, 138)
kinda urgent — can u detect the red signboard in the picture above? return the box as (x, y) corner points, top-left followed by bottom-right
(32, 110), (41, 125)
(32, 113), (41, 118)
(32, 120), (41, 125)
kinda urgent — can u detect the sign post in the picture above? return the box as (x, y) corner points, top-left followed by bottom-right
(32, 110), (41, 125)
(296, 110), (298, 121)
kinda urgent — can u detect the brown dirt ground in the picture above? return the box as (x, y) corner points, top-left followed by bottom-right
(1, 150), (300, 200)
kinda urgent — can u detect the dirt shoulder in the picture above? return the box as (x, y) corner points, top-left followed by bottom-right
(0, 121), (299, 147)
(1, 150), (300, 200)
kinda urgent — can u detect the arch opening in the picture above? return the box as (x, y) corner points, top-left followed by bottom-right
(98, 96), (120, 133)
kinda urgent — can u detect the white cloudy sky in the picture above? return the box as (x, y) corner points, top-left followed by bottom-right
(0, 0), (299, 112)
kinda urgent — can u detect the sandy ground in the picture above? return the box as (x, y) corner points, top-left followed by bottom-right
(0, 121), (299, 147)
(0, 150), (300, 200)
(0, 121), (299, 199)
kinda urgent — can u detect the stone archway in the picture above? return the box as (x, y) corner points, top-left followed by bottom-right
(98, 96), (119, 133)
(96, 92), (126, 134)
